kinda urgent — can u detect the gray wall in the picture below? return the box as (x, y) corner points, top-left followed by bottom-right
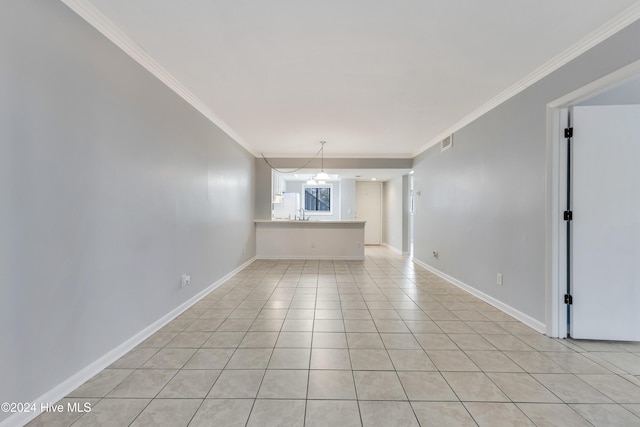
(0, 0), (255, 415)
(255, 159), (273, 219)
(259, 158), (413, 169)
(412, 20), (640, 324)
(578, 74), (640, 105)
(383, 175), (403, 252)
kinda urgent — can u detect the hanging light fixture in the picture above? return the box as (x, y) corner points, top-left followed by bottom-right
(314, 141), (330, 181)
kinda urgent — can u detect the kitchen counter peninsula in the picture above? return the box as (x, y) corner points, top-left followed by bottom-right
(255, 220), (366, 260)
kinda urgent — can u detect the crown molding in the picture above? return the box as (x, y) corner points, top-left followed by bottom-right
(59, 0), (640, 161)
(412, 2), (640, 158)
(60, 0), (257, 156)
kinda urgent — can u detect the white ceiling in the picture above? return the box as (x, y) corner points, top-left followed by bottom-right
(80, 0), (639, 158)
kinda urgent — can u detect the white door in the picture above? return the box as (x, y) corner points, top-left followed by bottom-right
(356, 181), (382, 245)
(571, 105), (640, 341)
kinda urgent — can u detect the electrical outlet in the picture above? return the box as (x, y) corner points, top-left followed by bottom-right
(181, 274), (191, 287)
(497, 273), (503, 286)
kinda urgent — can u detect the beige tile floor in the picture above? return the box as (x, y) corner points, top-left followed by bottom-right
(27, 247), (640, 426)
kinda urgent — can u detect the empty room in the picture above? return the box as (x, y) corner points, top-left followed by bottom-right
(2, 1), (640, 426)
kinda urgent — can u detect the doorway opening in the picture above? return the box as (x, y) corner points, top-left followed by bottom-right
(409, 173), (415, 256)
(546, 59), (640, 339)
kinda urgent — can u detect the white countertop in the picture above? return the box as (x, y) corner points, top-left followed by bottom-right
(255, 219), (366, 224)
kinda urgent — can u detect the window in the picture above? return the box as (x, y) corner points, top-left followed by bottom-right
(303, 184), (332, 214)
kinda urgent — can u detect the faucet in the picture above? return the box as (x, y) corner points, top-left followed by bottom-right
(298, 208), (307, 221)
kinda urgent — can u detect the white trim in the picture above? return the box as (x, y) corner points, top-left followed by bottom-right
(545, 106), (569, 338)
(412, 3), (640, 158)
(545, 58), (640, 340)
(59, 0), (256, 157)
(1, 257), (256, 427)
(256, 255), (364, 260)
(412, 258), (546, 334)
(382, 243), (403, 255)
(548, 59), (640, 108)
(263, 152), (415, 159)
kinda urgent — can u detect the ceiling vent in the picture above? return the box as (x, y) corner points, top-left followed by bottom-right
(440, 135), (453, 152)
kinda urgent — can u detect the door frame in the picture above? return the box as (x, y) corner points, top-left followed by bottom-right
(545, 59), (640, 338)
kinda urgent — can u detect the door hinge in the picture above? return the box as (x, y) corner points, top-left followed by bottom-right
(564, 294), (573, 305)
(563, 210), (572, 221)
(564, 127), (573, 138)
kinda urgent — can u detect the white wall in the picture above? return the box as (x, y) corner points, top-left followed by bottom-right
(340, 178), (357, 220)
(256, 222), (365, 260)
(0, 0), (255, 419)
(383, 175), (403, 252)
(412, 20), (640, 327)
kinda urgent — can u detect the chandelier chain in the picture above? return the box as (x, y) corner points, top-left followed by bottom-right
(260, 142), (326, 174)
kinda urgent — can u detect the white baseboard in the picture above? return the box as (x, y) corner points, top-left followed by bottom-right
(412, 258), (546, 334)
(1, 257), (256, 427)
(256, 255), (364, 261)
(382, 243), (403, 255)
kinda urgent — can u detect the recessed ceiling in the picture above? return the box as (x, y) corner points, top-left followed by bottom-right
(78, 0), (639, 157)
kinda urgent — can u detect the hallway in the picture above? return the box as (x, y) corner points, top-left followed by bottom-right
(28, 247), (640, 426)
